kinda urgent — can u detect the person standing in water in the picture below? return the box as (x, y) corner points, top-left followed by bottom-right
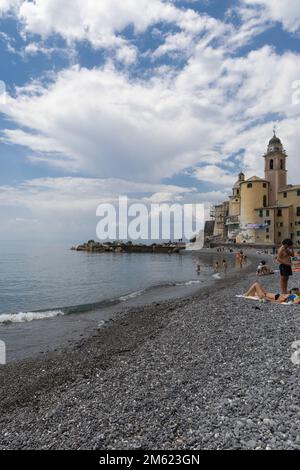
(214, 261), (220, 273)
(237, 250), (244, 268)
(222, 259), (228, 274)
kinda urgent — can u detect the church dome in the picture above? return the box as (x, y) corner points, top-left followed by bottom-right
(269, 135), (281, 145)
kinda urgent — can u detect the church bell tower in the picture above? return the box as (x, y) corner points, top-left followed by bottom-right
(264, 130), (287, 206)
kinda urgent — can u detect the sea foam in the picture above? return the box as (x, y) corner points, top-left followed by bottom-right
(119, 290), (144, 302)
(0, 310), (64, 324)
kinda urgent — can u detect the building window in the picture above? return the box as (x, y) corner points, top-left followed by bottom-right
(237, 189), (240, 195)
(263, 195), (267, 207)
(297, 207), (300, 217)
(266, 209), (270, 217)
(247, 183), (253, 189)
(267, 220), (271, 226)
(266, 228), (269, 233)
(266, 235), (270, 240)
(263, 183), (267, 188)
(270, 160), (274, 170)
(297, 231), (300, 237)
(283, 192), (287, 198)
(259, 210), (263, 218)
(298, 190), (300, 196)
(278, 232), (282, 237)
(278, 209), (282, 217)
(281, 160), (284, 170)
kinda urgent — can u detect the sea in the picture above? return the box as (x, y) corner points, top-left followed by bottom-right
(0, 241), (238, 362)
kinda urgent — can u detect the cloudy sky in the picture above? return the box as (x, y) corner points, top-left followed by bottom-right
(0, 0), (300, 241)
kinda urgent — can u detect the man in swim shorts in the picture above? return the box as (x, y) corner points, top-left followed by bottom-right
(277, 239), (294, 294)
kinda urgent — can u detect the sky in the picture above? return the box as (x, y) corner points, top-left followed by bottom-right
(0, 0), (300, 241)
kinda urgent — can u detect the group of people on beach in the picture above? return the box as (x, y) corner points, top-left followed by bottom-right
(195, 248), (247, 277)
(196, 240), (299, 305)
(246, 238), (300, 304)
(196, 259), (229, 275)
(213, 250), (246, 274)
(213, 259), (228, 274)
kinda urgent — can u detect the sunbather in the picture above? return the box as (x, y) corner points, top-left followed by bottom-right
(244, 282), (300, 303)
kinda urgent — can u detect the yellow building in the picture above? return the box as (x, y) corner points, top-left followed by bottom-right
(237, 176), (269, 244)
(211, 132), (300, 246)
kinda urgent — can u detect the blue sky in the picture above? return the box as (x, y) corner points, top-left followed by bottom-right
(0, 0), (300, 241)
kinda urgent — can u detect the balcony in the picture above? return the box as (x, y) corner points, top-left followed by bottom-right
(225, 215), (239, 226)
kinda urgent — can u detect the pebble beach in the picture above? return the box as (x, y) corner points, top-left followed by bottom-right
(1, 252), (300, 450)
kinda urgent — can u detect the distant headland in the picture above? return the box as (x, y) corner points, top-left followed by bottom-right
(71, 240), (186, 254)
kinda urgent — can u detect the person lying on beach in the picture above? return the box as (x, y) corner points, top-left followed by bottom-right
(256, 260), (273, 276)
(244, 282), (300, 303)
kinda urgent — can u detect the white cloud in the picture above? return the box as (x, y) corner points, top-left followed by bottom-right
(2, 62), (237, 182)
(0, 0), (20, 15)
(194, 165), (236, 187)
(2, 0), (300, 241)
(0, 176), (203, 240)
(0, 0), (271, 63)
(0, 177), (195, 210)
(3, 43), (300, 186)
(242, 0), (300, 33)
(0, 0), (222, 63)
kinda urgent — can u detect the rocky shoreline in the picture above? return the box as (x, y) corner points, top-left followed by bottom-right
(72, 240), (185, 254)
(1, 253), (300, 450)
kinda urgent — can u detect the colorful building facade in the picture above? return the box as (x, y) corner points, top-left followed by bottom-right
(211, 133), (300, 246)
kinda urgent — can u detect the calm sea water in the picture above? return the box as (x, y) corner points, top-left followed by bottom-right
(0, 241), (234, 323)
(0, 242), (240, 362)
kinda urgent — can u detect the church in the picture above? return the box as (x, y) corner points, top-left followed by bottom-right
(211, 132), (300, 246)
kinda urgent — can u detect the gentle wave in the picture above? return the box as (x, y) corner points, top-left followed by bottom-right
(0, 310), (64, 324)
(177, 280), (203, 286)
(119, 290), (145, 302)
(213, 273), (222, 279)
(0, 279), (206, 325)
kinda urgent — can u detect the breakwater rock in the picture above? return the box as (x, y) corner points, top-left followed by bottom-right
(71, 240), (186, 254)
